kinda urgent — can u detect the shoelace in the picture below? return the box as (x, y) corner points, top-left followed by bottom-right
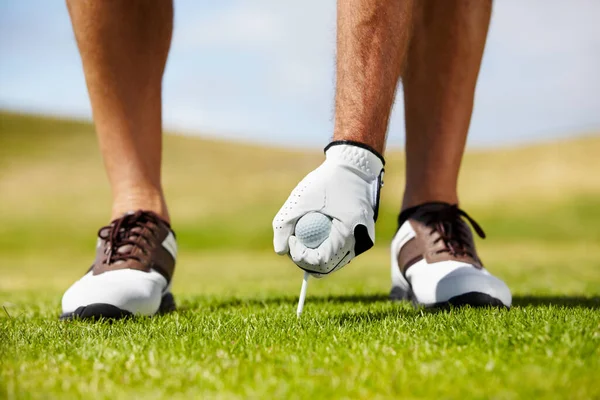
(424, 205), (486, 258)
(99, 211), (161, 264)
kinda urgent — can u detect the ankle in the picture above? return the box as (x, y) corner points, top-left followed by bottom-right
(111, 187), (169, 223)
(402, 190), (458, 211)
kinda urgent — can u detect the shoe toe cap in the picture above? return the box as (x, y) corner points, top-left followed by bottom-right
(62, 269), (167, 316)
(407, 261), (512, 307)
(435, 269), (512, 307)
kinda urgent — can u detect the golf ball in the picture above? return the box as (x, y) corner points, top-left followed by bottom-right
(295, 212), (332, 248)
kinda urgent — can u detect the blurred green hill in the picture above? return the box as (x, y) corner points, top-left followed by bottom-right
(1, 110), (599, 296)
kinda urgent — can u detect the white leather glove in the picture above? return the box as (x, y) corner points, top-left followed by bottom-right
(273, 141), (385, 277)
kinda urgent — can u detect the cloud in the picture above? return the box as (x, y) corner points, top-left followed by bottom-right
(174, 3), (285, 51)
(162, 0), (338, 143)
(1, 0), (599, 147)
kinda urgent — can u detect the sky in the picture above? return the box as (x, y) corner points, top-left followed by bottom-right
(1, 0), (599, 148)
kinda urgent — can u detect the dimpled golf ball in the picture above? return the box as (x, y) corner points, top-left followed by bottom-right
(295, 212), (332, 248)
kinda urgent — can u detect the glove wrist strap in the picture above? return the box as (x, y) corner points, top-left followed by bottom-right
(324, 140), (385, 166)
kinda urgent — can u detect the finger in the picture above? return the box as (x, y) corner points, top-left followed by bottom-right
(288, 220), (353, 273)
(272, 205), (307, 255)
(273, 220), (294, 255)
(272, 181), (325, 254)
(288, 235), (313, 264)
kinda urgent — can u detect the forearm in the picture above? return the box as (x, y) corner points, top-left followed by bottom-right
(333, 0), (414, 155)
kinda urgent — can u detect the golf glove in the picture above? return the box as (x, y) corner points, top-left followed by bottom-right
(273, 141), (385, 277)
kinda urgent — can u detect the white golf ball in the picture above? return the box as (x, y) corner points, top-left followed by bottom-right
(294, 212), (332, 248)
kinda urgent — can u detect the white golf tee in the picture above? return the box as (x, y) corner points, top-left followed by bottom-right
(296, 271), (309, 317)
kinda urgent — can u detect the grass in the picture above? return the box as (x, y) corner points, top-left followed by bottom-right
(3, 299), (599, 399)
(1, 111), (600, 399)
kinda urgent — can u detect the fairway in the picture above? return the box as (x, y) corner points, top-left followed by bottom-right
(1, 112), (599, 399)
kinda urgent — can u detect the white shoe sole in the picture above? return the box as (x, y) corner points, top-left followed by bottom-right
(60, 292), (176, 320)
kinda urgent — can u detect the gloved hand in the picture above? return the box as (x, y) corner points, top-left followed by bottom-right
(272, 141), (385, 277)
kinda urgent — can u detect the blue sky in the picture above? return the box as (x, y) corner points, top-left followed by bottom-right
(1, 0), (599, 148)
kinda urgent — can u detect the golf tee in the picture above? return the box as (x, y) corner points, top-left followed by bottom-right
(296, 271), (309, 317)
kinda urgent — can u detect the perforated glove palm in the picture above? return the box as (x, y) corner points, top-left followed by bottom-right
(273, 142), (384, 277)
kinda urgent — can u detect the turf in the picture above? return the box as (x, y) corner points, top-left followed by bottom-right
(1, 111), (600, 399)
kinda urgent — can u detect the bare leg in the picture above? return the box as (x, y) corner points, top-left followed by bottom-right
(402, 0), (492, 209)
(333, 0), (415, 154)
(66, 0), (173, 222)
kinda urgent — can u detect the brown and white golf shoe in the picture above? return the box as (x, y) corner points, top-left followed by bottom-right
(61, 210), (177, 319)
(390, 203), (511, 308)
